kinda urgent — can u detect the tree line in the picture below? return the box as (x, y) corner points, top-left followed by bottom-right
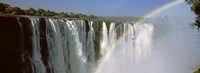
(186, 0), (200, 29)
(0, 2), (98, 19)
(186, 1), (200, 72)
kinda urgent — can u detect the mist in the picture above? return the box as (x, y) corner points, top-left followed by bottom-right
(99, 2), (200, 73)
(150, 2), (200, 73)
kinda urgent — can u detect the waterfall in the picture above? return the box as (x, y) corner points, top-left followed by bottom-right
(18, 17), (155, 73)
(19, 15), (200, 73)
(100, 22), (108, 56)
(45, 19), (89, 73)
(2, 15), (199, 73)
(1, 4), (200, 72)
(45, 19), (67, 73)
(30, 18), (46, 73)
(134, 23), (154, 60)
(99, 23), (154, 73)
(22, 18), (91, 73)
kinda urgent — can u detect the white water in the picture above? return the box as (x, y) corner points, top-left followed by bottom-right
(99, 23), (154, 73)
(27, 18), (200, 73)
(27, 5), (200, 73)
(45, 19), (90, 73)
(100, 22), (109, 55)
(30, 18), (46, 73)
(28, 18), (97, 73)
(99, 3), (200, 73)
(28, 18), (149, 73)
(98, 19), (200, 73)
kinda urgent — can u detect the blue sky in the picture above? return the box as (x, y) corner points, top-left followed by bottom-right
(0, 0), (189, 17)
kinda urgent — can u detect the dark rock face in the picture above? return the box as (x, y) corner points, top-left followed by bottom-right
(39, 18), (51, 73)
(0, 16), (47, 73)
(0, 16), (108, 73)
(84, 20), (90, 41)
(0, 16), (22, 73)
(18, 17), (33, 73)
(92, 21), (103, 60)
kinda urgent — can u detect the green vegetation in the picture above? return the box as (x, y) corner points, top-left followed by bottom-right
(186, 0), (200, 72)
(186, 0), (200, 28)
(194, 68), (200, 73)
(0, 3), (98, 19)
(99, 16), (143, 22)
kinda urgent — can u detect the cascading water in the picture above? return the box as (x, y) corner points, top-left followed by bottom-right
(24, 17), (155, 73)
(30, 18), (46, 73)
(14, 14), (200, 73)
(24, 18), (97, 73)
(99, 23), (154, 73)
(45, 19), (89, 73)
(134, 23), (154, 60)
(1, 2), (200, 73)
(100, 22), (108, 56)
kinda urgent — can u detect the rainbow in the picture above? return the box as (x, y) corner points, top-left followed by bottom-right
(94, 0), (185, 73)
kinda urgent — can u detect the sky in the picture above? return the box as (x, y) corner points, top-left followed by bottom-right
(0, 0), (187, 17)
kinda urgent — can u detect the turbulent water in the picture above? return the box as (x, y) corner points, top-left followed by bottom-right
(99, 22), (154, 73)
(24, 17), (156, 73)
(28, 18), (93, 73)
(19, 13), (200, 73)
